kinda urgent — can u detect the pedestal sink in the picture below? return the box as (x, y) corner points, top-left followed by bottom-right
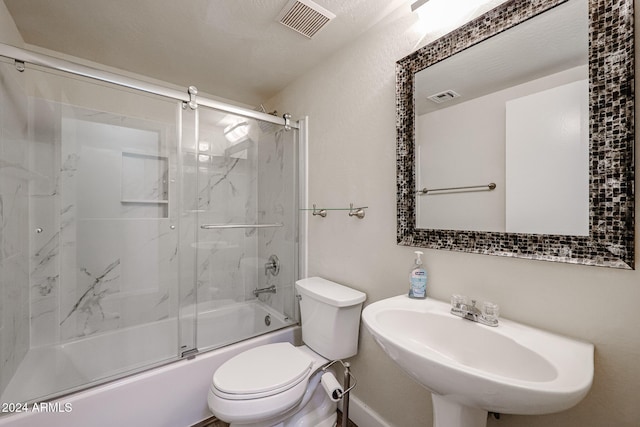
(361, 296), (593, 427)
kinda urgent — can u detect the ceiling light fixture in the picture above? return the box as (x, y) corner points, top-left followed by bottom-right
(223, 121), (249, 144)
(411, 0), (499, 34)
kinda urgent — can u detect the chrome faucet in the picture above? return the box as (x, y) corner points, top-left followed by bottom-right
(450, 296), (499, 327)
(253, 285), (276, 297)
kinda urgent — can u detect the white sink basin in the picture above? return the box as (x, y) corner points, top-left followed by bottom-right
(362, 295), (593, 427)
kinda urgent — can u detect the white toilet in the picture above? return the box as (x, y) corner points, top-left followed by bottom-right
(207, 277), (366, 427)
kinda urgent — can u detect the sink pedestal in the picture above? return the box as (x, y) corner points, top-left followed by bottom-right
(432, 395), (487, 427)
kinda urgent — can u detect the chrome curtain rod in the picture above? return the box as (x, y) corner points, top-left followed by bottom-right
(0, 43), (297, 129)
(416, 183), (496, 195)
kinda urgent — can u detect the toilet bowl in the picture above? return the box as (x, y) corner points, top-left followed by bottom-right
(207, 277), (366, 426)
(208, 343), (332, 427)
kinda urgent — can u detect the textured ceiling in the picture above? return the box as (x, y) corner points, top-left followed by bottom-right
(4, 0), (406, 106)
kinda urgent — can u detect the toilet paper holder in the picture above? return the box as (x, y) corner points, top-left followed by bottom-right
(322, 359), (357, 427)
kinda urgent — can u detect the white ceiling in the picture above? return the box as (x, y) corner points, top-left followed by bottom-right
(3, 0), (406, 106)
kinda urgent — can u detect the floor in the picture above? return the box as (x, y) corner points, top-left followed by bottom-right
(192, 410), (358, 427)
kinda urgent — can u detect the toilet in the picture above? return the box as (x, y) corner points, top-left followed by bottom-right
(207, 277), (366, 427)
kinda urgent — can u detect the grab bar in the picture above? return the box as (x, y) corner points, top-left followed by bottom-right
(416, 183), (496, 195)
(200, 223), (283, 229)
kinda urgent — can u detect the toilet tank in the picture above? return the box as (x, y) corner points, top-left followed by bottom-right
(295, 277), (366, 360)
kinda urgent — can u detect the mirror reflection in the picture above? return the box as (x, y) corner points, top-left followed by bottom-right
(414, 0), (588, 236)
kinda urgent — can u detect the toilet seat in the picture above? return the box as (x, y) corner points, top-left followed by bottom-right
(208, 343), (320, 424)
(212, 342), (314, 400)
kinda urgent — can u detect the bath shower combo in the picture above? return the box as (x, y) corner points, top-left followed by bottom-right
(0, 42), (308, 427)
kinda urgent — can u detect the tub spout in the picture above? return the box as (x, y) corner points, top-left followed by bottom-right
(253, 285), (276, 297)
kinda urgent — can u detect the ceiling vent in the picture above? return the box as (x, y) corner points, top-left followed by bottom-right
(427, 90), (461, 104)
(277, 0), (336, 39)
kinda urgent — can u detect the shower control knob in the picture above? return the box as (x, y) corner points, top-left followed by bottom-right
(264, 254), (280, 276)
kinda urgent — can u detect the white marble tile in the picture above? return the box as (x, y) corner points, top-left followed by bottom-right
(193, 140), (259, 309)
(256, 127), (297, 314)
(60, 258), (122, 339)
(121, 153), (168, 203)
(30, 296), (58, 347)
(0, 176), (27, 261)
(144, 156), (169, 200)
(119, 219), (175, 295)
(0, 70), (28, 144)
(62, 219), (184, 338)
(54, 110), (182, 340)
(0, 253), (30, 395)
(121, 153), (146, 201)
(0, 64), (30, 397)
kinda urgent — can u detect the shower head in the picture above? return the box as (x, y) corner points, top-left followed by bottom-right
(255, 104), (278, 134)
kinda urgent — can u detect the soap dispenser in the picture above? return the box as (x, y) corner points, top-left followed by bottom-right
(408, 251), (427, 299)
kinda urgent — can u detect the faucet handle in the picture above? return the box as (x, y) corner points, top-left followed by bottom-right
(450, 294), (466, 308)
(482, 301), (500, 323)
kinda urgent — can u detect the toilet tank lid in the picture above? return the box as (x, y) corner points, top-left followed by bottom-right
(295, 277), (366, 307)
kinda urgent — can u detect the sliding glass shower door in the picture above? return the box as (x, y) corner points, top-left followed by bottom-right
(0, 51), (300, 407)
(189, 106), (298, 352)
(0, 59), (188, 403)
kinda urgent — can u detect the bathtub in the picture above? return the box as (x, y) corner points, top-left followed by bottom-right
(187, 299), (294, 352)
(0, 301), (299, 427)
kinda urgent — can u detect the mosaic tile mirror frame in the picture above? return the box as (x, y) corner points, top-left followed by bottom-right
(396, 0), (635, 269)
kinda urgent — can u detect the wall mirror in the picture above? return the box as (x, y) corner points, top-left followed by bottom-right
(396, 0), (635, 269)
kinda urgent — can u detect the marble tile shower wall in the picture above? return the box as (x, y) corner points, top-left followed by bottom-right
(192, 122), (295, 320)
(29, 101), (180, 346)
(257, 128), (296, 320)
(193, 135), (258, 307)
(28, 98), (62, 347)
(0, 62), (30, 396)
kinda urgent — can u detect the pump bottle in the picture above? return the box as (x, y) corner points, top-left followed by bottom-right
(408, 251), (427, 299)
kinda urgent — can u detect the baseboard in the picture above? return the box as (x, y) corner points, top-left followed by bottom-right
(341, 395), (393, 427)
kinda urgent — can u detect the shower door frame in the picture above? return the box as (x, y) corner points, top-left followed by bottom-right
(0, 41), (307, 400)
(0, 44), (296, 130)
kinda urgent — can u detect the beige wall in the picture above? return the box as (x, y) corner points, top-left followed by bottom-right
(268, 4), (640, 427)
(0, 0), (22, 46)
